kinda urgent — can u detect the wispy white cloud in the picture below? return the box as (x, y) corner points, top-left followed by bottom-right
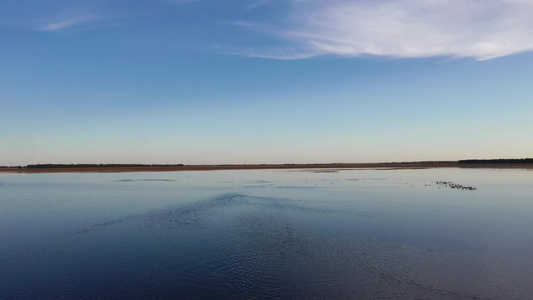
(236, 0), (533, 60)
(243, 0), (274, 11)
(38, 14), (101, 32)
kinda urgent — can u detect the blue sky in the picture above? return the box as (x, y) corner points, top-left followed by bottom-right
(1, 0), (532, 165)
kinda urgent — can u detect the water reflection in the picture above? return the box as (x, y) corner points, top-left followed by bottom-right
(1, 168), (533, 299)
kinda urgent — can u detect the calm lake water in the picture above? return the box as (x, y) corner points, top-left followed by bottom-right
(1, 168), (532, 299)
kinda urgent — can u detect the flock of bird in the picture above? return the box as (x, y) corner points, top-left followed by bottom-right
(432, 181), (477, 191)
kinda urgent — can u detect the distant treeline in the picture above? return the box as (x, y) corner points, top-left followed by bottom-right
(3, 160), (531, 169)
(458, 158), (533, 164)
(26, 164), (184, 169)
(389, 161), (455, 164)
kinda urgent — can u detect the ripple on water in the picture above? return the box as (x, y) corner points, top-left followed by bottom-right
(0, 193), (523, 299)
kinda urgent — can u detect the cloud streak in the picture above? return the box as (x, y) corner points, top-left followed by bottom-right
(38, 15), (101, 32)
(237, 0), (533, 60)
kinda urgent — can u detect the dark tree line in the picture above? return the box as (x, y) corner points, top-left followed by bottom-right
(458, 158), (533, 164)
(26, 164), (184, 169)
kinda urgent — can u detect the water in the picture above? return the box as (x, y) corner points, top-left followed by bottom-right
(1, 168), (532, 299)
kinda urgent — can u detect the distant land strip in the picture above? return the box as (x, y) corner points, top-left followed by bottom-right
(0, 159), (532, 173)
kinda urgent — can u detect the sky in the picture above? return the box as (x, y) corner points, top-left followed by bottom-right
(1, 0), (532, 165)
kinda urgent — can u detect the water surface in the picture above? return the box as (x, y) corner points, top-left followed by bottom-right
(1, 168), (532, 299)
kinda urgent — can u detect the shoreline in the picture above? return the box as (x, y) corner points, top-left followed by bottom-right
(1, 162), (532, 173)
